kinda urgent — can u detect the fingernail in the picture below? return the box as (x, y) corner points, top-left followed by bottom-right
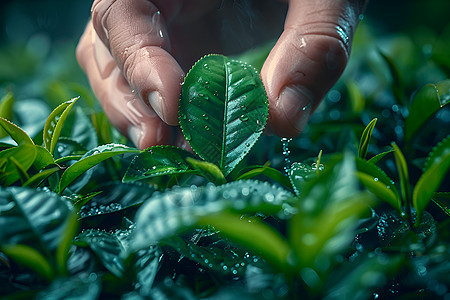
(128, 126), (143, 149)
(148, 91), (165, 122)
(278, 85), (313, 132)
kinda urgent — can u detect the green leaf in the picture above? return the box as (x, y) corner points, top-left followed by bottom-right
(179, 54), (268, 176)
(431, 192), (450, 217)
(186, 157), (226, 185)
(355, 157), (401, 212)
(379, 50), (405, 105)
(236, 164), (291, 189)
(405, 79), (450, 143)
(132, 180), (294, 250)
(199, 212), (291, 271)
(74, 229), (125, 277)
(424, 135), (450, 173)
(123, 146), (197, 182)
(1, 244), (54, 281)
(0, 92), (14, 138)
(0, 187), (74, 254)
(37, 275), (101, 299)
(0, 144), (37, 186)
(56, 213), (79, 276)
(391, 142), (411, 213)
(413, 141), (450, 225)
(43, 97), (79, 155)
(367, 148), (394, 165)
(358, 118), (377, 159)
(58, 143), (139, 193)
(288, 162), (317, 196)
(33, 145), (55, 170)
(0, 117), (34, 146)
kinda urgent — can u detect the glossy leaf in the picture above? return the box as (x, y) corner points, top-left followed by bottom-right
(56, 213), (79, 275)
(288, 162), (317, 196)
(358, 118), (377, 159)
(1, 244), (54, 281)
(186, 157), (226, 185)
(179, 54), (268, 176)
(355, 157), (401, 212)
(0, 117), (34, 146)
(58, 143), (139, 193)
(391, 142), (411, 210)
(405, 79), (450, 143)
(367, 148), (394, 165)
(43, 97), (79, 155)
(0, 92), (14, 138)
(123, 146), (197, 182)
(235, 164), (291, 189)
(423, 135), (450, 172)
(0, 187), (74, 254)
(0, 144), (36, 186)
(33, 145), (55, 170)
(379, 50), (405, 105)
(132, 180), (294, 250)
(199, 212), (291, 271)
(74, 229), (125, 277)
(413, 139), (450, 225)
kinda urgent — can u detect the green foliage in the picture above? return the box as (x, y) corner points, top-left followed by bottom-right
(0, 22), (449, 299)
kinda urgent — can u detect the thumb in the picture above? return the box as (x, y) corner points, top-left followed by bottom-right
(261, 0), (366, 137)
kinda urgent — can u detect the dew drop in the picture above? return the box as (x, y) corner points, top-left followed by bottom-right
(239, 114), (249, 122)
(281, 137), (292, 174)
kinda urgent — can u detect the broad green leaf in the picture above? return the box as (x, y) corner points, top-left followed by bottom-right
(123, 146), (197, 182)
(413, 148), (450, 225)
(1, 244), (54, 281)
(236, 164), (291, 189)
(74, 229), (125, 277)
(0, 187), (74, 253)
(431, 192), (450, 217)
(9, 156), (30, 183)
(405, 80), (450, 143)
(391, 142), (411, 210)
(186, 157), (226, 185)
(179, 54), (268, 176)
(0, 92), (14, 138)
(0, 144), (36, 186)
(132, 180), (294, 250)
(0, 117), (34, 146)
(23, 166), (60, 188)
(43, 97), (79, 155)
(358, 118), (377, 159)
(355, 157), (401, 212)
(367, 148), (394, 165)
(199, 212), (291, 271)
(346, 80), (365, 114)
(33, 145), (55, 170)
(58, 143), (139, 193)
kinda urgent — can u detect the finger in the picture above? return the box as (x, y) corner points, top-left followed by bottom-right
(91, 0), (185, 126)
(76, 21), (172, 149)
(261, 0), (366, 137)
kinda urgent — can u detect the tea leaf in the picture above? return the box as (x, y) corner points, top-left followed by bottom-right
(355, 157), (401, 212)
(123, 146), (197, 182)
(413, 144), (450, 225)
(367, 148), (394, 165)
(23, 165), (60, 188)
(56, 213), (79, 275)
(405, 80), (450, 143)
(199, 212), (291, 271)
(58, 144), (139, 193)
(179, 54), (268, 176)
(0, 92), (14, 138)
(346, 80), (365, 114)
(424, 135), (450, 173)
(74, 229), (125, 277)
(0, 144), (37, 186)
(43, 97), (79, 155)
(379, 50), (405, 105)
(288, 162), (317, 196)
(132, 180), (294, 250)
(186, 157), (226, 185)
(0, 117), (34, 146)
(33, 145), (55, 170)
(358, 118), (377, 159)
(391, 143), (411, 211)
(236, 164), (291, 189)
(0, 187), (74, 254)
(1, 244), (54, 281)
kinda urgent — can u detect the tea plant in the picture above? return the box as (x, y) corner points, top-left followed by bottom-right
(0, 31), (449, 300)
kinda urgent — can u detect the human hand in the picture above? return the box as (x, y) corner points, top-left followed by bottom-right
(76, 0), (366, 149)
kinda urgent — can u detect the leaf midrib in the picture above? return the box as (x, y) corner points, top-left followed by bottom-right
(220, 57), (229, 171)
